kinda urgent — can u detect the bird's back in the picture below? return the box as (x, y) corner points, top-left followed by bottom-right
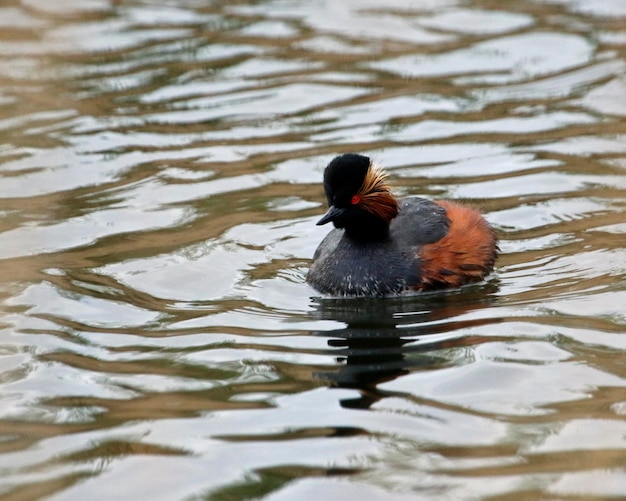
(390, 197), (449, 248)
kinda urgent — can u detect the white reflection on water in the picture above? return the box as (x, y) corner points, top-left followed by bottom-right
(371, 33), (593, 82)
(1, 0), (625, 500)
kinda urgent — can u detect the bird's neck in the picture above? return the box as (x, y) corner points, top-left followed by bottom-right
(344, 214), (390, 242)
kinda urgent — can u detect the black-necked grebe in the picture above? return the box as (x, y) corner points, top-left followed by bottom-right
(307, 153), (499, 297)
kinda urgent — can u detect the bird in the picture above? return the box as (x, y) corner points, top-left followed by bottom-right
(307, 153), (499, 297)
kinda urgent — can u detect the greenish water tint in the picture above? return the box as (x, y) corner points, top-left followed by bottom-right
(0, 1), (625, 499)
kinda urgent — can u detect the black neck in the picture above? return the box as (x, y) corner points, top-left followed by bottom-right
(344, 212), (390, 242)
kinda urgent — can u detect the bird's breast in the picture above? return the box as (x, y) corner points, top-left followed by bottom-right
(307, 231), (420, 297)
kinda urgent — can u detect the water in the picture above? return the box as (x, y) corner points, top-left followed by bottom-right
(1, 1), (625, 499)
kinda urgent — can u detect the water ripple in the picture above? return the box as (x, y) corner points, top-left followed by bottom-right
(1, 1), (625, 499)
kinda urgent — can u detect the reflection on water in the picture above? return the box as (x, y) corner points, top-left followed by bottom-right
(1, 0), (626, 499)
(312, 289), (500, 410)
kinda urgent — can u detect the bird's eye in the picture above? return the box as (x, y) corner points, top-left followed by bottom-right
(350, 195), (361, 205)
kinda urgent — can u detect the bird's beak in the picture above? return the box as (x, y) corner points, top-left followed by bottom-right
(316, 205), (346, 225)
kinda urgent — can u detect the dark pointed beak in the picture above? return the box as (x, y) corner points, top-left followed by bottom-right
(316, 205), (346, 225)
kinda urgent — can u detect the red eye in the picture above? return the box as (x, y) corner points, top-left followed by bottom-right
(351, 195), (361, 205)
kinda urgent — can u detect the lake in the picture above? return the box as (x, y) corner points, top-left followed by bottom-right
(1, 1), (625, 499)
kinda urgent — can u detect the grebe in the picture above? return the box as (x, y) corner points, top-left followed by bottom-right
(307, 153), (498, 296)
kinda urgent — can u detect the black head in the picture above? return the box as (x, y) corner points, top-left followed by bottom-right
(316, 154), (396, 241)
(322, 153), (370, 208)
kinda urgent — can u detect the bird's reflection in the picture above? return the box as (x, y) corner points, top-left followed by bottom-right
(310, 282), (499, 409)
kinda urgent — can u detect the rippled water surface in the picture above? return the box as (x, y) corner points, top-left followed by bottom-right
(1, 1), (626, 499)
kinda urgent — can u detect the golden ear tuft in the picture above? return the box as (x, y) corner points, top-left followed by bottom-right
(359, 162), (388, 195)
(357, 162), (398, 223)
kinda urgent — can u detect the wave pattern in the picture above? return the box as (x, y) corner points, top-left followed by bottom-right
(0, 0), (625, 499)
